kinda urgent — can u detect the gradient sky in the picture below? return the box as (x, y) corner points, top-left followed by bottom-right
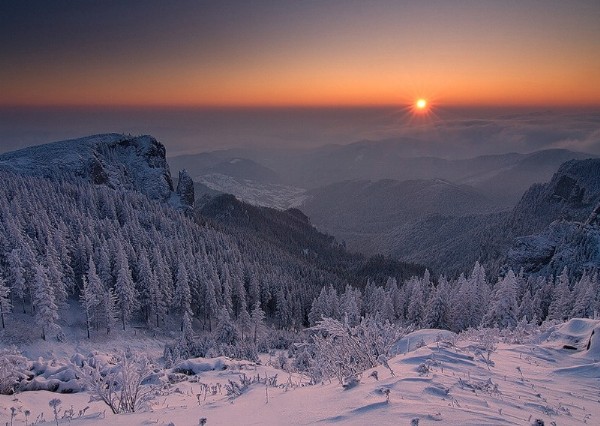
(1, 0), (600, 107)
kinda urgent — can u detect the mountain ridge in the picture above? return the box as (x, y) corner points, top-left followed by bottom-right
(0, 133), (193, 208)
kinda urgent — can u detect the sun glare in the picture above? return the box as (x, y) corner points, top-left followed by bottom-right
(416, 98), (427, 110)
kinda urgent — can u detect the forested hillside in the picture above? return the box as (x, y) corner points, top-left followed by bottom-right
(0, 168), (425, 341)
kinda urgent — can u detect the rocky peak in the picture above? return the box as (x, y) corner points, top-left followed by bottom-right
(0, 133), (177, 203)
(176, 169), (195, 208)
(507, 158), (600, 274)
(509, 158), (600, 235)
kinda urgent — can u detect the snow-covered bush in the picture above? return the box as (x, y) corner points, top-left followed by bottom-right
(0, 348), (29, 394)
(305, 317), (407, 384)
(78, 350), (158, 414)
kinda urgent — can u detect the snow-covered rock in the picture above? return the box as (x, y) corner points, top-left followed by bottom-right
(507, 159), (600, 274)
(197, 173), (306, 210)
(543, 318), (600, 354)
(0, 133), (188, 205)
(390, 329), (457, 355)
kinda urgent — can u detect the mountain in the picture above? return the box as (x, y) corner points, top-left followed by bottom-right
(0, 134), (428, 342)
(506, 159), (600, 274)
(169, 153), (282, 185)
(508, 158), (600, 236)
(170, 142), (593, 212)
(170, 154), (305, 210)
(300, 178), (497, 256)
(466, 149), (596, 205)
(199, 193), (426, 286)
(395, 158), (600, 276)
(297, 158), (600, 277)
(0, 133), (193, 207)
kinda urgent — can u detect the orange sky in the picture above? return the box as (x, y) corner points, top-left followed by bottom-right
(1, 1), (599, 107)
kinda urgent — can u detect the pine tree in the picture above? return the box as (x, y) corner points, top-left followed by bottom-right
(152, 248), (173, 313)
(308, 286), (328, 326)
(138, 252), (165, 326)
(406, 278), (424, 326)
(482, 270), (519, 329)
(470, 262), (490, 326)
(32, 264), (59, 340)
(518, 288), (535, 322)
(275, 288), (291, 328)
(80, 276), (98, 339)
(571, 272), (595, 318)
(237, 307), (252, 340)
(45, 238), (67, 307)
(203, 276), (219, 331)
(340, 284), (361, 327)
(86, 258), (104, 331)
(215, 307), (238, 345)
(103, 287), (118, 334)
(182, 311), (194, 347)
(114, 246), (138, 330)
(174, 262), (192, 329)
(6, 249), (26, 313)
(424, 279), (450, 330)
(250, 302), (266, 345)
(548, 267), (572, 321)
(0, 275), (11, 329)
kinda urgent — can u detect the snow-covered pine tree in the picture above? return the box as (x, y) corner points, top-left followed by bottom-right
(548, 267), (572, 321)
(469, 262), (490, 326)
(482, 269), (519, 329)
(103, 287), (118, 334)
(45, 239), (67, 308)
(275, 287), (292, 328)
(571, 271), (596, 318)
(151, 247), (173, 314)
(250, 302), (266, 345)
(174, 262), (192, 330)
(86, 258), (104, 331)
(138, 251), (165, 327)
(0, 275), (11, 328)
(6, 249), (26, 313)
(80, 275), (98, 339)
(340, 284), (361, 327)
(308, 286), (328, 326)
(423, 277), (450, 330)
(32, 264), (59, 340)
(114, 245), (138, 330)
(406, 277), (425, 326)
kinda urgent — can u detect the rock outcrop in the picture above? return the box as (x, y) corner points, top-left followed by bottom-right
(0, 133), (180, 204)
(176, 169), (195, 208)
(507, 159), (600, 274)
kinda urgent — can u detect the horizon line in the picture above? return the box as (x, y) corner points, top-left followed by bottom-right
(2, 102), (600, 110)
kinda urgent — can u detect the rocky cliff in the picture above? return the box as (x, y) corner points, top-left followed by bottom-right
(0, 133), (192, 206)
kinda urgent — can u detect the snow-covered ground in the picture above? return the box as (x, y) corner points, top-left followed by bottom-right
(2, 319), (599, 425)
(197, 173), (307, 210)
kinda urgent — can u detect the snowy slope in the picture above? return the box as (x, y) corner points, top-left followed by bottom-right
(0, 134), (178, 203)
(2, 320), (599, 425)
(198, 173), (307, 210)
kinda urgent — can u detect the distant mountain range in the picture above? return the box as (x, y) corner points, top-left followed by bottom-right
(301, 178), (497, 256)
(170, 139), (598, 277)
(5, 133), (595, 280)
(170, 140), (593, 207)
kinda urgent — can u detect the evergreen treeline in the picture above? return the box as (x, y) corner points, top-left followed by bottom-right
(0, 169), (597, 342)
(310, 263), (600, 332)
(0, 171), (419, 339)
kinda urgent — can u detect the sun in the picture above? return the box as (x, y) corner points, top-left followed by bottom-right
(415, 98), (427, 110)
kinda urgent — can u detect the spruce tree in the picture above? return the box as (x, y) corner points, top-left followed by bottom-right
(32, 264), (59, 340)
(0, 275), (11, 329)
